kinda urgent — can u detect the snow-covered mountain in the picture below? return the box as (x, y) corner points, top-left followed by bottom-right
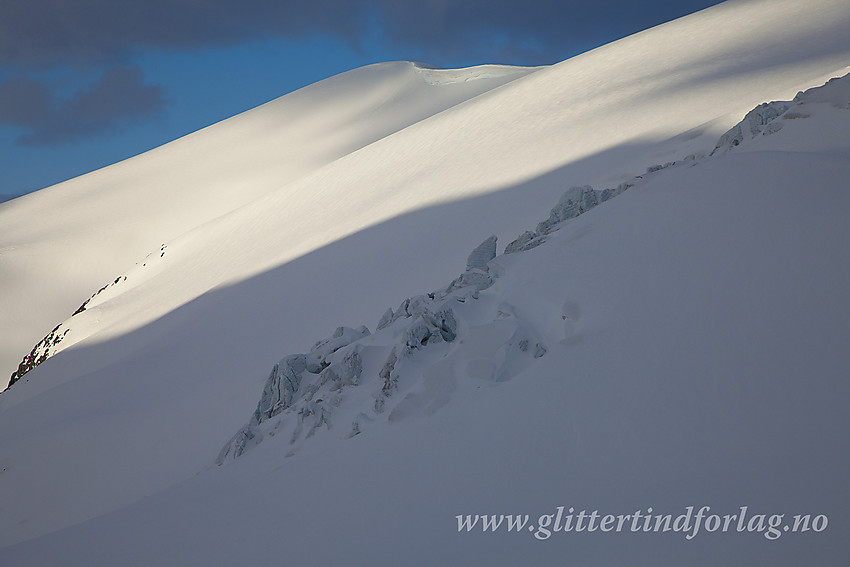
(0, 61), (539, 391)
(1, 0), (849, 564)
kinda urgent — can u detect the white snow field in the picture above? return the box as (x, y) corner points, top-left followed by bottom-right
(1, 0), (849, 564)
(0, 61), (538, 391)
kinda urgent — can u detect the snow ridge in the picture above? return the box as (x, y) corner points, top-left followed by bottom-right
(711, 73), (850, 155)
(216, 235), (545, 463)
(412, 63), (540, 86)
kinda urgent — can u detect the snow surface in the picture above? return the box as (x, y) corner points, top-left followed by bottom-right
(0, 61), (539, 390)
(1, 0), (849, 564)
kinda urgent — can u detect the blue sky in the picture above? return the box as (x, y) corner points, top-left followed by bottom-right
(0, 0), (723, 197)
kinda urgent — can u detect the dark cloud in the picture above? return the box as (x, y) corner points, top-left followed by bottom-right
(0, 76), (52, 126)
(0, 1), (372, 67)
(1, 1), (724, 68)
(0, 65), (165, 147)
(374, 0), (728, 63)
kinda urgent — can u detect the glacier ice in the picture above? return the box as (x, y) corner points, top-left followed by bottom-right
(536, 185), (599, 235)
(708, 74), (850, 156)
(465, 235), (497, 271)
(306, 326), (369, 374)
(504, 231), (544, 254)
(376, 307), (394, 330)
(711, 101), (791, 154)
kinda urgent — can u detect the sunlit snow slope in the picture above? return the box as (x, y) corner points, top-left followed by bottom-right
(0, 61), (537, 389)
(0, 0), (849, 564)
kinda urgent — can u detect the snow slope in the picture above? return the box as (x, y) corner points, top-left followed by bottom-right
(6, 0), (850, 395)
(1, 0), (849, 564)
(2, 76), (849, 567)
(0, 61), (538, 389)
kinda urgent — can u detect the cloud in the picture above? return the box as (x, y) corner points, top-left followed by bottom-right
(375, 0), (732, 64)
(0, 76), (52, 126)
(0, 1), (724, 67)
(0, 1), (372, 67)
(0, 66), (166, 146)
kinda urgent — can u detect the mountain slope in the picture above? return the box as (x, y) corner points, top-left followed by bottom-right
(0, 0), (849, 563)
(2, 76), (849, 566)
(0, 61), (537, 389)
(6, 0), (850, 397)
